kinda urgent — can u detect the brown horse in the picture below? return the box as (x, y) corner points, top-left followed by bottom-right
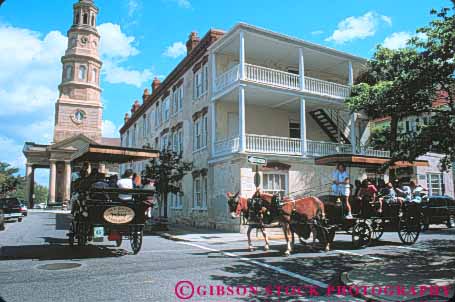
(226, 192), (276, 251)
(256, 192), (328, 256)
(227, 191), (328, 255)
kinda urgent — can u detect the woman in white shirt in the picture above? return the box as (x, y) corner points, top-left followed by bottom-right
(117, 169), (133, 200)
(331, 163), (353, 218)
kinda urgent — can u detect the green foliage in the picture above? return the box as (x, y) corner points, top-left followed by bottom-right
(369, 125), (392, 150)
(0, 161), (22, 197)
(346, 1), (455, 170)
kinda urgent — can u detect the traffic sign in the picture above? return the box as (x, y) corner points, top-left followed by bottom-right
(247, 156), (267, 165)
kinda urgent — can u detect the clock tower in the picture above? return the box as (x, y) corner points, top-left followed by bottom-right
(54, 0), (103, 143)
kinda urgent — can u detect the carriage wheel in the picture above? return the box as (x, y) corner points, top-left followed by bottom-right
(370, 219), (384, 241)
(398, 216), (420, 245)
(315, 225), (330, 249)
(352, 222), (372, 248)
(130, 230), (143, 254)
(115, 238), (123, 247)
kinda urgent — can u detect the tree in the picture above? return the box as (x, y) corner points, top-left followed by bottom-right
(0, 162), (22, 197)
(347, 1), (455, 170)
(143, 148), (192, 218)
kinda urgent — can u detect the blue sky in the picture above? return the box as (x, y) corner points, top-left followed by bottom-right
(0, 0), (448, 185)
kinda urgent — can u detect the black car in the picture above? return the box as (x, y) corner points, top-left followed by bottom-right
(421, 195), (455, 229)
(0, 197), (23, 222)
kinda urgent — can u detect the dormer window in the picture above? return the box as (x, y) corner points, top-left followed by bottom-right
(79, 65), (86, 80)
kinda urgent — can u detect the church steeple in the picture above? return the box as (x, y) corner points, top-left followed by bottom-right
(53, 0), (103, 143)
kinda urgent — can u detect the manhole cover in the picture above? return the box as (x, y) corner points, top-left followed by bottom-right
(37, 263), (82, 270)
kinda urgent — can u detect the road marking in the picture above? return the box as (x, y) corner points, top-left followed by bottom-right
(333, 250), (382, 261)
(395, 246), (428, 252)
(140, 249), (199, 253)
(179, 242), (329, 289)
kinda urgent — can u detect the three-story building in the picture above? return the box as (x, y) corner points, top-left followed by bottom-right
(119, 23), (387, 231)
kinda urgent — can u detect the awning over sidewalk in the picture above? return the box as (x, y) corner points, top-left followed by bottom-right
(71, 144), (160, 164)
(314, 154), (429, 169)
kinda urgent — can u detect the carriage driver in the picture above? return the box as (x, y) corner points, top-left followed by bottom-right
(332, 163), (353, 219)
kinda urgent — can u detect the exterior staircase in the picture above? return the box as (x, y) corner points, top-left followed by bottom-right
(309, 109), (351, 144)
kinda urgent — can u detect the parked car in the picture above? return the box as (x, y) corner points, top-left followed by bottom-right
(421, 195), (455, 229)
(33, 203), (46, 209)
(0, 197), (23, 222)
(20, 202), (28, 216)
(0, 208), (5, 231)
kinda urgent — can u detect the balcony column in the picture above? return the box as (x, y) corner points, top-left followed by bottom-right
(48, 160), (57, 205)
(348, 60), (356, 153)
(300, 97), (307, 156)
(350, 113), (357, 154)
(348, 60), (354, 85)
(211, 51), (217, 92)
(239, 85), (246, 152)
(210, 102), (216, 156)
(239, 30), (245, 80)
(299, 48), (305, 91)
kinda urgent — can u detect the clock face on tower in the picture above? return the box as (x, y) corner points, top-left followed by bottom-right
(71, 109), (86, 124)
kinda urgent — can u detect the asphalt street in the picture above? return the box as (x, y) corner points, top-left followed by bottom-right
(0, 211), (454, 302)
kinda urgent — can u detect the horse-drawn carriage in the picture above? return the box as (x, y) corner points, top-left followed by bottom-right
(67, 144), (159, 254)
(227, 154), (429, 255)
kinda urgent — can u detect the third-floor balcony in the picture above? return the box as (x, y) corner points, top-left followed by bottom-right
(214, 63), (351, 99)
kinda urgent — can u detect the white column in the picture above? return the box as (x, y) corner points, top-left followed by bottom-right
(210, 102), (216, 156)
(25, 163), (33, 206)
(239, 85), (246, 152)
(64, 161), (72, 203)
(239, 30), (245, 80)
(211, 51), (217, 93)
(48, 160), (57, 204)
(348, 60), (354, 85)
(300, 97), (307, 156)
(299, 48), (305, 91)
(350, 113), (357, 154)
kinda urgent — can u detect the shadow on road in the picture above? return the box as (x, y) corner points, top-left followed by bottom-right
(0, 244), (128, 261)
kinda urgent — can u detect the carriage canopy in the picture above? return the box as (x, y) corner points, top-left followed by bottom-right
(314, 154), (429, 169)
(71, 144), (160, 164)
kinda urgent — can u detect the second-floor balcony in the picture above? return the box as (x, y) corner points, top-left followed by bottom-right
(214, 63), (351, 100)
(214, 134), (390, 158)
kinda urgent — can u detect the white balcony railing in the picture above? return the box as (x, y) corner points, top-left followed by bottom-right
(214, 137), (239, 156)
(246, 134), (301, 155)
(213, 134), (389, 158)
(306, 140), (352, 157)
(214, 63), (351, 99)
(214, 65), (239, 93)
(304, 76), (351, 99)
(245, 64), (300, 90)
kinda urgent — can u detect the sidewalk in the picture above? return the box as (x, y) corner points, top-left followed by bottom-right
(341, 244), (455, 302)
(145, 223), (287, 243)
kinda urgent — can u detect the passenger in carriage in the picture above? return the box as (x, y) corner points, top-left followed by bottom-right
(378, 182), (402, 214)
(117, 169), (134, 200)
(356, 179), (378, 210)
(396, 180), (412, 203)
(409, 180), (425, 203)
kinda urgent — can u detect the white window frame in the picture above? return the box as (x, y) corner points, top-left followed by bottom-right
(160, 133), (169, 151)
(178, 86), (183, 112)
(162, 96), (170, 122)
(193, 114), (207, 152)
(260, 172), (288, 198)
(193, 177), (202, 209)
(426, 173), (444, 196)
(178, 129), (183, 155)
(202, 175), (208, 209)
(193, 64), (208, 100)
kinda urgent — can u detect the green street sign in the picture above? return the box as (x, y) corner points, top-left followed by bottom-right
(247, 156), (267, 166)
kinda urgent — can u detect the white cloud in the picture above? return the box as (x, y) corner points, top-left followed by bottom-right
(168, 0), (191, 9)
(326, 11), (392, 44)
(102, 120), (119, 138)
(311, 30), (324, 36)
(382, 32), (412, 49)
(163, 41), (186, 58)
(0, 25), (67, 115)
(97, 23), (139, 59)
(97, 23), (153, 87)
(128, 0), (140, 17)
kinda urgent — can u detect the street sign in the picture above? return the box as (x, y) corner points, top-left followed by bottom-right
(247, 156), (267, 166)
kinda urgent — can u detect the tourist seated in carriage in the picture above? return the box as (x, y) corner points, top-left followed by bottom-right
(409, 180), (426, 203)
(117, 169), (134, 200)
(356, 179), (379, 211)
(396, 180), (412, 204)
(378, 182), (402, 214)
